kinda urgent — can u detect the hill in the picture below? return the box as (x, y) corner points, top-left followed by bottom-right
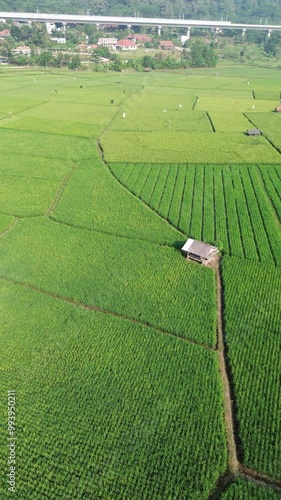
(0, 0), (280, 23)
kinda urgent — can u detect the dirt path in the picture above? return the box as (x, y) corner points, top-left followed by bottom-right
(238, 466), (281, 492)
(214, 256), (239, 474)
(0, 217), (19, 238)
(210, 255), (281, 497)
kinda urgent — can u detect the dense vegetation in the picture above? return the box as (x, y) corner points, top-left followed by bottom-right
(0, 0), (281, 23)
(0, 281), (226, 499)
(0, 66), (280, 497)
(221, 479), (281, 499)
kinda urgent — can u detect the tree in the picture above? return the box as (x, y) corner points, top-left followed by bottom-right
(264, 38), (278, 56)
(142, 55), (156, 69)
(68, 54), (81, 69)
(37, 51), (54, 67)
(189, 41), (218, 67)
(109, 59), (122, 71)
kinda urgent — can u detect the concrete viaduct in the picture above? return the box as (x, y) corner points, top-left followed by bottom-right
(1, 12), (281, 39)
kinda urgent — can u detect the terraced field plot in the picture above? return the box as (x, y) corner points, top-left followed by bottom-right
(222, 258), (281, 479)
(110, 163), (281, 265)
(0, 281), (226, 499)
(0, 66), (280, 498)
(102, 130), (281, 163)
(0, 217), (217, 346)
(109, 108), (212, 132)
(196, 96), (278, 112)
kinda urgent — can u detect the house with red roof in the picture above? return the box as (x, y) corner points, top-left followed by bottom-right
(135, 34), (152, 44)
(0, 29), (10, 38)
(159, 40), (175, 50)
(116, 39), (136, 50)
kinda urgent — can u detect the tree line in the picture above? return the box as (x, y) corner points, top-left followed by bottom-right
(0, 0), (280, 23)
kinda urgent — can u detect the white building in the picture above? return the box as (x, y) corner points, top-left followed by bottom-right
(98, 38), (117, 48)
(50, 37), (66, 44)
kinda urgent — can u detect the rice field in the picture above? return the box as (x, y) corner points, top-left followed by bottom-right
(101, 131), (281, 163)
(0, 65), (280, 498)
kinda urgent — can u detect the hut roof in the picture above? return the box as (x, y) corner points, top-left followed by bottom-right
(181, 239), (218, 260)
(247, 128), (261, 135)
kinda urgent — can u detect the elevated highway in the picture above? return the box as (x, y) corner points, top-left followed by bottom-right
(0, 12), (280, 36)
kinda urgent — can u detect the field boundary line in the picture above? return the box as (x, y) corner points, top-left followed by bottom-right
(192, 96), (198, 110)
(256, 166), (281, 231)
(49, 216), (181, 248)
(213, 257), (281, 497)
(244, 113), (281, 157)
(214, 257), (239, 474)
(0, 275), (215, 352)
(237, 467), (281, 492)
(206, 111), (216, 132)
(0, 217), (19, 238)
(0, 100), (47, 121)
(0, 125), (97, 140)
(100, 84), (143, 135)
(97, 140), (186, 239)
(45, 163), (78, 217)
(208, 472), (234, 499)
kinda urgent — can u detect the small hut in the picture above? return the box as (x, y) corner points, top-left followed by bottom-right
(247, 128), (261, 136)
(181, 239), (219, 265)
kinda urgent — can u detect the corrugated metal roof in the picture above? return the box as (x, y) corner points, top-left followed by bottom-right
(181, 239), (218, 259)
(247, 128), (261, 135)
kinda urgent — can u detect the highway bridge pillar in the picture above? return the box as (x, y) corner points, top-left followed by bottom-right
(214, 27), (220, 43)
(187, 27), (191, 39)
(158, 25), (162, 36)
(267, 29), (272, 37)
(242, 28), (246, 36)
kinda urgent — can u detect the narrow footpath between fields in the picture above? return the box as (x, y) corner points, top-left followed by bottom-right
(210, 256), (281, 497)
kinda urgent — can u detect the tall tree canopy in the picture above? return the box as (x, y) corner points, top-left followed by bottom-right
(0, 0), (280, 23)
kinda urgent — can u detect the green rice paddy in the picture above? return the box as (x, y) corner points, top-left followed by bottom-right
(0, 64), (280, 498)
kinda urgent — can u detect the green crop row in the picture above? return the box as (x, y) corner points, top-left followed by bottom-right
(0, 116), (103, 138)
(246, 112), (281, 136)
(110, 163), (281, 265)
(108, 108), (213, 132)
(0, 217), (217, 347)
(196, 96), (277, 113)
(0, 280), (226, 499)
(52, 159), (181, 245)
(222, 257), (281, 479)
(208, 111), (252, 132)
(0, 128), (96, 161)
(102, 131), (281, 164)
(221, 479), (281, 499)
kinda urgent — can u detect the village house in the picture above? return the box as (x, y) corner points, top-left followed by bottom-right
(181, 239), (219, 265)
(98, 38), (117, 49)
(13, 45), (31, 56)
(50, 37), (66, 44)
(76, 43), (88, 52)
(76, 43), (98, 52)
(124, 34), (136, 42)
(116, 39), (136, 51)
(159, 40), (175, 50)
(275, 106), (281, 113)
(0, 29), (10, 38)
(135, 34), (153, 44)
